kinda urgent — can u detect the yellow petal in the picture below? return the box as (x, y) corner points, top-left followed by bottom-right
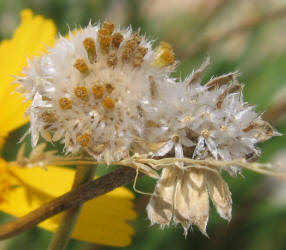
(0, 137), (4, 149)
(0, 162), (136, 247)
(0, 9), (56, 139)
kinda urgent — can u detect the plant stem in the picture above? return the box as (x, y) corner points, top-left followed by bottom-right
(0, 167), (139, 240)
(48, 164), (96, 250)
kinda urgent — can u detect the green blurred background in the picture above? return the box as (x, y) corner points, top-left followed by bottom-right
(1, 0), (286, 249)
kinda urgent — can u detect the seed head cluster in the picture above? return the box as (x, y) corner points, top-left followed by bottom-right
(18, 21), (277, 234)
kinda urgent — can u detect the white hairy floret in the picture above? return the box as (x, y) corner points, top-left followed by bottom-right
(147, 59), (277, 174)
(18, 20), (276, 169)
(18, 21), (175, 163)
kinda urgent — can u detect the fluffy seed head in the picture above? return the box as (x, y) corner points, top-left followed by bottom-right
(17, 20), (277, 236)
(18, 21), (275, 167)
(19, 21), (177, 163)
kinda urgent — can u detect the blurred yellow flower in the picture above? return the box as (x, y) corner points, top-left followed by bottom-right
(0, 160), (136, 246)
(0, 9), (55, 147)
(0, 9), (136, 247)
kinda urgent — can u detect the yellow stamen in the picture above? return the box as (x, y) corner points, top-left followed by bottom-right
(42, 96), (51, 101)
(76, 133), (91, 147)
(132, 47), (148, 67)
(74, 59), (88, 73)
(183, 115), (193, 125)
(83, 37), (97, 63)
(201, 129), (210, 138)
(92, 85), (104, 99)
(105, 83), (114, 94)
(98, 28), (111, 53)
(132, 56), (144, 67)
(145, 120), (160, 128)
(136, 47), (148, 57)
(103, 20), (115, 35)
(74, 86), (88, 99)
(59, 98), (72, 110)
(107, 52), (118, 67)
(131, 33), (142, 45)
(102, 97), (115, 109)
(122, 40), (137, 64)
(112, 32), (123, 49)
(41, 111), (56, 123)
(152, 41), (175, 67)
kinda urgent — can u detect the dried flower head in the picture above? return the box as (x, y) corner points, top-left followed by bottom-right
(145, 59), (278, 234)
(18, 21), (176, 163)
(145, 59), (277, 173)
(17, 20), (278, 236)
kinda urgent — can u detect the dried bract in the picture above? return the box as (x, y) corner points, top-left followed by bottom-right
(147, 166), (231, 235)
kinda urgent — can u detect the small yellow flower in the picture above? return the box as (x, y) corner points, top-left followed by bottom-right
(0, 160), (136, 246)
(0, 9), (56, 146)
(0, 9), (136, 247)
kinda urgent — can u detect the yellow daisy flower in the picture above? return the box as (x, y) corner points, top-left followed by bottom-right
(0, 9), (55, 146)
(0, 160), (136, 246)
(0, 9), (136, 247)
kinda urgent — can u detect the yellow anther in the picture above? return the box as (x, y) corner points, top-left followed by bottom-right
(112, 32), (123, 49)
(74, 58), (88, 73)
(172, 135), (180, 143)
(136, 47), (148, 57)
(59, 98), (72, 110)
(83, 37), (97, 63)
(183, 115), (193, 125)
(201, 129), (210, 138)
(102, 97), (115, 109)
(41, 111), (56, 123)
(92, 85), (104, 99)
(74, 86), (88, 99)
(122, 39), (137, 64)
(132, 47), (148, 67)
(152, 41), (175, 67)
(126, 39), (137, 51)
(131, 33), (142, 45)
(145, 120), (160, 128)
(42, 95), (51, 101)
(98, 28), (111, 53)
(132, 56), (144, 67)
(103, 20), (115, 35)
(105, 83), (114, 94)
(107, 52), (118, 67)
(76, 133), (91, 147)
